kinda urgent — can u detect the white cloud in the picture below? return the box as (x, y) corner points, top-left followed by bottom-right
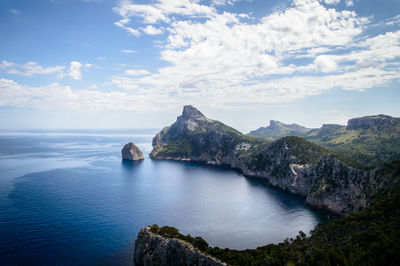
(0, 78), (173, 111)
(124, 69), (150, 76)
(321, 0), (340, 5)
(2, 0), (398, 113)
(0, 60), (95, 80)
(314, 55), (338, 72)
(141, 25), (163, 35)
(112, 0), (216, 36)
(67, 61), (83, 80)
(115, 21), (140, 37)
(107, 0), (400, 108)
(0, 60), (64, 76)
(345, 0), (354, 7)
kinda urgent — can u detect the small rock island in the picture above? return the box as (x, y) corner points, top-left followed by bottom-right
(121, 142), (144, 161)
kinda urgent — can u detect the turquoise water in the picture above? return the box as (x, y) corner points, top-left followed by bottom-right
(0, 130), (329, 265)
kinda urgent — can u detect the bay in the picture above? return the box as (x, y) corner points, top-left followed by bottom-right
(0, 130), (329, 265)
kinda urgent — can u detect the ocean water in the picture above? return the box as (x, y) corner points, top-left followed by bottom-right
(0, 130), (329, 265)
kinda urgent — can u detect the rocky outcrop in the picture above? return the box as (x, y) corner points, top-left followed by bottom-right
(122, 142), (144, 161)
(346, 114), (400, 130)
(149, 106), (397, 214)
(134, 227), (226, 266)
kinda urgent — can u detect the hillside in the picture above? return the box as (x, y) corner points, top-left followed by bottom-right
(249, 120), (312, 140)
(150, 106), (396, 214)
(248, 114), (400, 167)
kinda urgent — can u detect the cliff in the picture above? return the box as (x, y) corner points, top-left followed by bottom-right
(150, 105), (397, 214)
(134, 226), (226, 266)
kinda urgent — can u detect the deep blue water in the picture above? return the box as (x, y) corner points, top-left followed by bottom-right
(0, 130), (329, 265)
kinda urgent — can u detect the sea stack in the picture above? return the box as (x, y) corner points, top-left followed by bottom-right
(122, 142), (144, 161)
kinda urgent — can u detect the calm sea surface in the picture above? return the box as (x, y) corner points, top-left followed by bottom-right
(0, 130), (329, 265)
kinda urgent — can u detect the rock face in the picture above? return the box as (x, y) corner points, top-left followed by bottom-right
(134, 227), (226, 266)
(122, 142), (144, 161)
(346, 114), (400, 130)
(150, 105), (397, 214)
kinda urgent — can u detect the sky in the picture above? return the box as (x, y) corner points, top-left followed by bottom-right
(0, 0), (399, 133)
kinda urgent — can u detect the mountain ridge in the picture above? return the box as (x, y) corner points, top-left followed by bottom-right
(149, 105), (397, 214)
(248, 114), (400, 166)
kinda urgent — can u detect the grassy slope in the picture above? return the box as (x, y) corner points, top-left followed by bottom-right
(306, 126), (400, 167)
(248, 122), (400, 168)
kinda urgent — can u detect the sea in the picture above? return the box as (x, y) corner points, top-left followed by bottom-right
(0, 129), (330, 265)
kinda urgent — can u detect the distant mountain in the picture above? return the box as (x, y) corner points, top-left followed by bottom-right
(305, 114), (400, 166)
(248, 114), (400, 167)
(249, 120), (312, 139)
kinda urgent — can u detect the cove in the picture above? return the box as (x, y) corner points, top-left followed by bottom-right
(0, 133), (329, 265)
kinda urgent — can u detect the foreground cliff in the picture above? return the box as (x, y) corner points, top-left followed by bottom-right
(134, 226), (226, 266)
(150, 105), (397, 214)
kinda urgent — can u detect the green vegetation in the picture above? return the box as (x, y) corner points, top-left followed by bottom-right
(247, 115), (400, 168)
(249, 120), (311, 140)
(149, 161), (400, 265)
(158, 137), (193, 157)
(306, 126), (400, 167)
(248, 136), (330, 172)
(149, 224), (209, 252)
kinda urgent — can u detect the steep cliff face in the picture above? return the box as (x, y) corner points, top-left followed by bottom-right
(134, 227), (226, 266)
(150, 106), (397, 214)
(346, 114), (400, 130)
(150, 105), (251, 165)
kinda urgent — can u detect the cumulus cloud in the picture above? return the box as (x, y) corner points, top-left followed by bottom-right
(141, 25), (163, 35)
(2, 0), (399, 112)
(66, 61), (82, 80)
(0, 60), (64, 76)
(345, 0), (354, 7)
(113, 0), (215, 36)
(0, 60), (94, 81)
(106, 0), (400, 109)
(0, 78), (173, 111)
(314, 55), (338, 72)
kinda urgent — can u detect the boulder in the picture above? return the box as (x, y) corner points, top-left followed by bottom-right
(122, 142), (144, 161)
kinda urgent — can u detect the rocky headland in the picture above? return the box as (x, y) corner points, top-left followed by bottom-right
(134, 226), (226, 266)
(149, 105), (398, 214)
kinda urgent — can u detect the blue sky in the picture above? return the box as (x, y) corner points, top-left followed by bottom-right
(0, 0), (399, 132)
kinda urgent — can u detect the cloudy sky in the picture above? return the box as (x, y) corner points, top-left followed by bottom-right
(0, 0), (399, 132)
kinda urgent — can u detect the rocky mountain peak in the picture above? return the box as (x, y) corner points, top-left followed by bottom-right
(182, 105), (205, 120)
(269, 120), (284, 129)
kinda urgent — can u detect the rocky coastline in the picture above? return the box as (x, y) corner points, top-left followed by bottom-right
(149, 105), (397, 214)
